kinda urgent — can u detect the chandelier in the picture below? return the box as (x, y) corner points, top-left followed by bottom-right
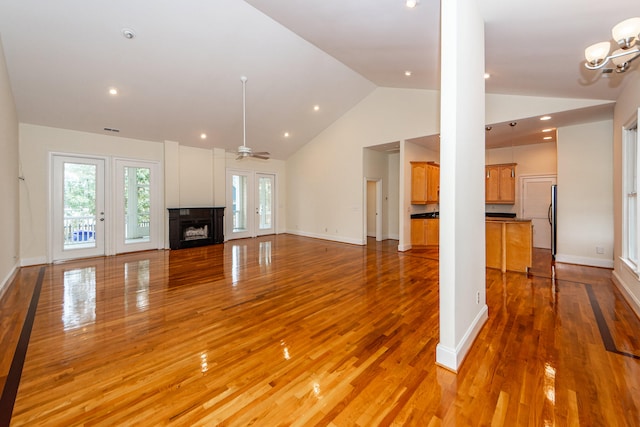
(584, 17), (640, 73)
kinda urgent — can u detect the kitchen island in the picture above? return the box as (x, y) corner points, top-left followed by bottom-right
(485, 217), (533, 273)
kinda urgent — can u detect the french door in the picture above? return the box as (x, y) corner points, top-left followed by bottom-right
(114, 159), (160, 253)
(52, 154), (161, 261)
(52, 155), (106, 261)
(226, 170), (276, 240)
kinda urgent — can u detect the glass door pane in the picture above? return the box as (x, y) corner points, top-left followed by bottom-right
(226, 170), (253, 240)
(257, 173), (275, 235)
(124, 166), (151, 243)
(115, 160), (159, 254)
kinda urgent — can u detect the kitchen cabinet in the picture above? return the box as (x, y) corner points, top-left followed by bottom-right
(411, 218), (439, 247)
(486, 163), (516, 204)
(411, 161), (440, 204)
(486, 218), (532, 273)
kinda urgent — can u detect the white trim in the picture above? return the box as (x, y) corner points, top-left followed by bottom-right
(436, 304), (488, 372)
(20, 256), (47, 266)
(286, 230), (365, 246)
(0, 262), (19, 299)
(612, 270), (640, 319)
(397, 242), (411, 251)
(555, 253), (614, 269)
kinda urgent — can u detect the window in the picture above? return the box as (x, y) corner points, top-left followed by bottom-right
(623, 116), (639, 269)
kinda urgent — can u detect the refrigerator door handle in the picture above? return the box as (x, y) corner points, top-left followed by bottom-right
(548, 203), (552, 225)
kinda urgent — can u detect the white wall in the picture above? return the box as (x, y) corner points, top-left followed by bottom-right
(0, 37), (19, 297)
(612, 71), (640, 317)
(387, 152), (400, 240)
(557, 120), (613, 268)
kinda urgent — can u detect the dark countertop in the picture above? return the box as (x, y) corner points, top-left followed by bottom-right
(411, 212), (439, 219)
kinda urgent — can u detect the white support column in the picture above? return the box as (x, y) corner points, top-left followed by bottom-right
(436, 0), (488, 371)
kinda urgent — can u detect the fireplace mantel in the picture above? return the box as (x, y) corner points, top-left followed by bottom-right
(168, 207), (224, 249)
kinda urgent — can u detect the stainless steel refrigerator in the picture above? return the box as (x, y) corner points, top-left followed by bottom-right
(549, 184), (557, 259)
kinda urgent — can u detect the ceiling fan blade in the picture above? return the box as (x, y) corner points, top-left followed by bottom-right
(252, 151), (270, 156)
(251, 154), (270, 160)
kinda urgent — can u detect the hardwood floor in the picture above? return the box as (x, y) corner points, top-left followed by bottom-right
(1, 235), (639, 425)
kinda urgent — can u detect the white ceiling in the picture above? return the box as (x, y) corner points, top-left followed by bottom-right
(0, 0), (634, 159)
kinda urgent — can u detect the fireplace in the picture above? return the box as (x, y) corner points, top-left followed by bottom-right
(168, 207), (224, 249)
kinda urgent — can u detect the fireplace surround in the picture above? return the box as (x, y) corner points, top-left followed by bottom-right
(168, 207), (224, 249)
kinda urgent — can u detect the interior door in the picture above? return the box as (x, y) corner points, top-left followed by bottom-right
(114, 160), (160, 253)
(522, 175), (557, 249)
(52, 155), (106, 261)
(256, 173), (275, 236)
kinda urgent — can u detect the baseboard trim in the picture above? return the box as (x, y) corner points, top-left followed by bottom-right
(0, 263), (19, 300)
(436, 304), (488, 372)
(286, 230), (364, 246)
(555, 254), (614, 269)
(611, 270), (640, 320)
(20, 257), (47, 267)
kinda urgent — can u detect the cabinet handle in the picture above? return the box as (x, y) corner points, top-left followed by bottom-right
(486, 170), (490, 179)
(511, 168), (514, 178)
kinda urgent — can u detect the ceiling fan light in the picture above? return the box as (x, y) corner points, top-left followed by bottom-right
(585, 41), (611, 66)
(612, 17), (640, 49)
(611, 48), (635, 68)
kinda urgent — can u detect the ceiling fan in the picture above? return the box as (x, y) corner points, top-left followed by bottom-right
(236, 76), (270, 160)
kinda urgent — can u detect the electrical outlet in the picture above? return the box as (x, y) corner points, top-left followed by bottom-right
(596, 246), (604, 254)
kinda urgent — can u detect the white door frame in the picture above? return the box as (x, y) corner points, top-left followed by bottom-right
(256, 172), (276, 237)
(114, 158), (163, 254)
(363, 178), (383, 242)
(226, 169), (278, 240)
(50, 153), (109, 262)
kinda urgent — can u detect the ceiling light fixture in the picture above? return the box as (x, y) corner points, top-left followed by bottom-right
(284, 132), (290, 138)
(109, 88), (118, 95)
(405, 0), (418, 8)
(200, 133), (207, 139)
(584, 17), (640, 73)
(313, 105), (320, 112)
(122, 28), (136, 39)
(405, 70), (412, 76)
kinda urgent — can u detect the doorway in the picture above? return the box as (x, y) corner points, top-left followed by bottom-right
(226, 169), (276, 240)
(521, 175), (557, 249)
(364, 178), (383, 242)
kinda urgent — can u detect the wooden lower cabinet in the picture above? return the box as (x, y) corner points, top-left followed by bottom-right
(411, 218), (439, 247)
(485, 219), (532, 273)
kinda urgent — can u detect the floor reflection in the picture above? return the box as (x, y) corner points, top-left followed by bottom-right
(124, 259), (150, 311)
(62, 267), (96, 331)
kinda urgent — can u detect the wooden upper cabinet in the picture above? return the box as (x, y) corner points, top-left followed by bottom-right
(485, 163), (516, 204)
(411, 161), (439, 204)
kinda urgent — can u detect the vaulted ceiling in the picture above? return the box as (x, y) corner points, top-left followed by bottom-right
(0, 0), (634, 159)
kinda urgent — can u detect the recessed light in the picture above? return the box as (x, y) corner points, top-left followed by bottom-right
(484, 73), (490, 79)
(284, 132), (290, 138)
(122, 28), (136, 39)
(200, 133), (207, 139)
(109, 88), (118, 95)
(406, 0), (418, 8)
(313, 105), (320, 112)
(540, 116), (552, 121)
(405, 70), (412, 77)
(542, 128), (554, 132)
